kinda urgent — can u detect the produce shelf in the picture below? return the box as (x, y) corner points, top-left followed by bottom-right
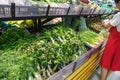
(0, 3), (117, 21)
(47, 43), (102, 80)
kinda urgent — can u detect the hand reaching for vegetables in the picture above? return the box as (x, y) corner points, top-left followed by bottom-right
(101, 19), (111, 28)
(102, 19), (109, 25)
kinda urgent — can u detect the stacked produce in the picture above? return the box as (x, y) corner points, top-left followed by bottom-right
(86, 18), (105, 33)
(8, 20), (34, 28)
(0, 23), (103, 80)
(78, 29), (104, 47)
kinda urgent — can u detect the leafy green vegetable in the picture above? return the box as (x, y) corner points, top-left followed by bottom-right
(0, 23), (103, 80)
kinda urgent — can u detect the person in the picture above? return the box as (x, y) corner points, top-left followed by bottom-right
(99, 0), (120, 80)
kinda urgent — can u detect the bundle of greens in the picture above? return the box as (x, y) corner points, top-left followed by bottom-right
(0, 23), (103, 80)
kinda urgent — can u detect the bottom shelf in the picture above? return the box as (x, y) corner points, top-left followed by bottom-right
(47, 43), (102, 80)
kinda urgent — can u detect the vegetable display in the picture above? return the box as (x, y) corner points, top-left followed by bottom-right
(0, 22), (104, 80)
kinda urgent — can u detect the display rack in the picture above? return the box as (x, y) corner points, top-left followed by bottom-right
(0, 3), (116, 20)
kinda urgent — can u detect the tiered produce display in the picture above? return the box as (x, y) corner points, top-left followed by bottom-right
(0, 20), (105, 80)
(0, 0), (112, 80)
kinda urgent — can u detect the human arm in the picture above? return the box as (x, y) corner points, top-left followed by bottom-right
(102, 12), (120, 28)
(102, 21), (112, 28)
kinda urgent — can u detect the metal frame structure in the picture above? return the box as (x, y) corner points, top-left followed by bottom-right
(0, 3), (116, 32)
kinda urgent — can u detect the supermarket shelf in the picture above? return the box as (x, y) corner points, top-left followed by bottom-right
(0, 3), (118, 32)
(47, 43), (102, 80)
(0, 3), (117, 21)
(84, 43), (93, 51)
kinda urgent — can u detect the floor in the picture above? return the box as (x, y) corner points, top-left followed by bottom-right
(89, 67), (120, 80)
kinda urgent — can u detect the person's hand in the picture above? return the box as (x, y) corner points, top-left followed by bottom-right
(101, 19), (110, 27)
